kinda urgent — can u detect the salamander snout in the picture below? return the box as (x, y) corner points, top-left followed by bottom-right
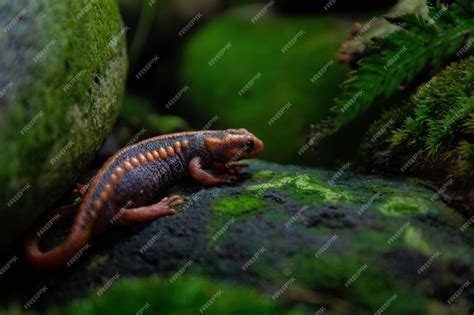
(204, 129), (265, 162)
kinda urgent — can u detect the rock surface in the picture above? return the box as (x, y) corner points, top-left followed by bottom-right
(0, 0), (128, 249)
(1, 161), (473, 314)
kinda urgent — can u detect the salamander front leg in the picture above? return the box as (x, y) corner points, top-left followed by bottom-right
(189, 157), (238, 185)
(211, 162), (248, 174)
(116, 195), (183, 225)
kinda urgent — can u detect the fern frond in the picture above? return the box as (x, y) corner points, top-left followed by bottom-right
(319, 0), (473, 141)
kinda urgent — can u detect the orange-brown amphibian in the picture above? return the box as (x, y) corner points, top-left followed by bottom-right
(25, 129), (264, 270)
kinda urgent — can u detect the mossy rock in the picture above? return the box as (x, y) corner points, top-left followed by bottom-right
(180, 14), (350, 165)
(1, 162), (473, 314)
(0, 0), (127, 249)
(361, 57), (474, 186)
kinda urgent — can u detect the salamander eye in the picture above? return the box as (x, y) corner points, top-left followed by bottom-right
(245, 140), (254, 152)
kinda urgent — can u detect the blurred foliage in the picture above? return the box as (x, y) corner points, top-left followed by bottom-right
(181, 14), (350, 164)
(120, 95), (189, 134)
(47, 275), (307, 315)
(361, 57), (474, 185)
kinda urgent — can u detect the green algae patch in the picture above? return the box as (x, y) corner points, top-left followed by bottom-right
(47, 275), (307, 315)
(379, 196), (430, 217)
(404, 227), (432, 255)
(252, 169), (275, 180)
(247, 172), (360, 205)
(213, 195), (266, 215)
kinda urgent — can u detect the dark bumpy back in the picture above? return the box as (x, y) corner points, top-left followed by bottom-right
(80, 130), (225, 228)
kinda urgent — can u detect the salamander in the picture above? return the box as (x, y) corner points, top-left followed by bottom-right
(25, 129), (264, 270)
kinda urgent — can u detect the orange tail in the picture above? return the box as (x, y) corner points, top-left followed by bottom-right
(24, 205), (93, 270)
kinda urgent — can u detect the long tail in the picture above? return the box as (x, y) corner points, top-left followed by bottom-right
(24, 205), (94, 270)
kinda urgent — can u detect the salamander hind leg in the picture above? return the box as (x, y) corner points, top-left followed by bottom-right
(115, 195), (183, 225)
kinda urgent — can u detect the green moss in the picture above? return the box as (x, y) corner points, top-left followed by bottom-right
(246, 172), (360, 205)
(0, 0), (127, 248)
(47, 275), (307, 315)
(181, 14), (349, 165)
(362, 57), (474, 185)
(286, 254), (428, 314)
(213, 195), (266, 215)
(252, 170), (274, 180)
(379, 196), (430, 217)
(403, 227), (432, 255)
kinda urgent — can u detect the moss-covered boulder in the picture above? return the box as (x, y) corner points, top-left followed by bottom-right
(0, 0), (127, 249)
(1, 161), (473, 314)
(180, 14), (350, 165)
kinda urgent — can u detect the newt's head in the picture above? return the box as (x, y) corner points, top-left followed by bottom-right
(205, 129), (264, 162)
